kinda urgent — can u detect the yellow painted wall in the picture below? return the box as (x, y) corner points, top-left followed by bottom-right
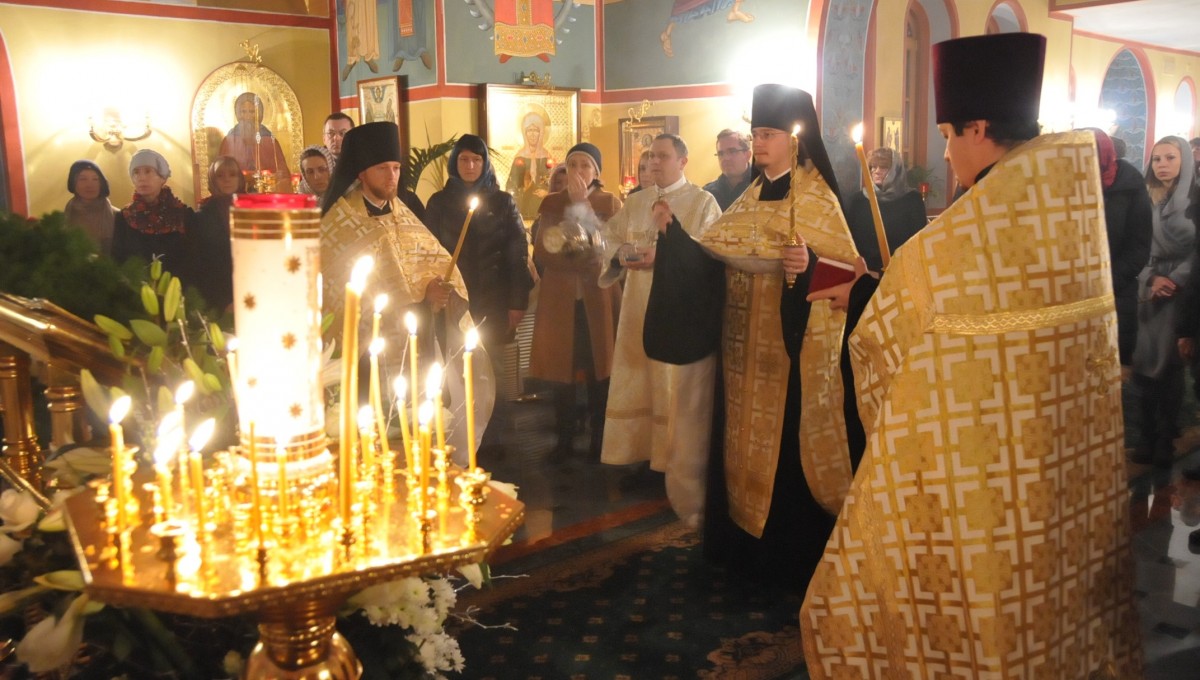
(0, 4), (331, 216)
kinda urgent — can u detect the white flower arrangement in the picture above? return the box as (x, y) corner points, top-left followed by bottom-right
(346, 574), (467, 678)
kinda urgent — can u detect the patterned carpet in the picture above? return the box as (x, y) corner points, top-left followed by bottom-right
(453, 521), (807, 680)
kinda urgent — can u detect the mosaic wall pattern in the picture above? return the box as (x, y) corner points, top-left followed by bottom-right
(1100, 49), (1148, 171)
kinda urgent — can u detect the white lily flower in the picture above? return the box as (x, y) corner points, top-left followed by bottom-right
(0, 533), (22, 566)
(488, 479), (518, 500)
(16, 593), (91, 672)
(457, 563), (483, 589)
(0, 489), (40, 532)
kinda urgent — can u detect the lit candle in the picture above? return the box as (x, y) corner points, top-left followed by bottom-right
(418, 401), (433, 509)
(276, 442), (289, 524)
(445, 196), (480, 280)
(464, 327), (479, 471)
(174, 381), (195, 518)
(427, 363), (445, 451)
(340, 256), (374, 527)
(358, 405), (376, 488)
(246, 421), (265, 549)
(369, 337), (388, 458)
(393, 375), (413, 467)
(852, 122), (890, 270)
(188, 418), (216, 542)
(405, 312), (420, 435)
(152, 426), (180, 523)
(108, 396), (132, 535)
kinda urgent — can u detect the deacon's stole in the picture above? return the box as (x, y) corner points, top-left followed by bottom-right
(801, 131), (1142, 679)
(698, 166), (859, 537)
(321, 190), (469, 332)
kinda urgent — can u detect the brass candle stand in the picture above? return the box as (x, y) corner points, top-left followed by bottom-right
(62, 446), (524, 679)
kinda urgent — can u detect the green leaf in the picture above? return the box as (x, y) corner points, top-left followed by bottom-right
(140, 283), (159, 317)
(321, 312), (335, 336)
(107, 333), (126, 359)
(183, 358), (205, 385)
(147, 345), (164, 373)
(201, 373), (222, 395)
(130, 319), (168, 346)
(156, 386), (174, 415)
(155, 271), (172, 296)
(79, 369), (110, 418)
(149, 258), (162, 282)
(94, 314), (133, 340)
(163, 277), (182, 322)
(209, 322), (226, 352)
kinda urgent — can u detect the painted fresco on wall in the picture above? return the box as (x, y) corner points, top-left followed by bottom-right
(113, 0), (326, 15)
(337, 0), (436, 97)
(446, 1), (596, 90)
(1100, 49), (1149, 170)
(461, 0), (580, 63)
(603, 0), (806, 91)
(820, 0), (870, 202)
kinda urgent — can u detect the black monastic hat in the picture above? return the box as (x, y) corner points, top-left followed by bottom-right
(749, 84), (842, 202)
(321, 121), (403, 215)
(932, 33), (1046, 124)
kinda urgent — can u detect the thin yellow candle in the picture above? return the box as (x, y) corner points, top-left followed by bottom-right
(405, 312), (420, 434)
(152, 430), (179, 523)
(464, 327), (479, 471)
(418, 401), (433, 507)
(246, 421), (265, 549)
(188, 418), (216, 541)
(427, 363), (445, 451)
(225, 336), (240, 403)
(445, 196), (480, 280)
(340, 256), (373, 526)
(108, 396), (132, 535)
(175, 382), (195, 518)
(369, 337), (388, 455)
(852, 122), (890, 270)
(358, 405), (377, 486)
(392, 375), (412, 464)
(276, 442), (289, 526)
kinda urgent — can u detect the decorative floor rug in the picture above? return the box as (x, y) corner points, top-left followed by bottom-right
(453, 521), (807, 680)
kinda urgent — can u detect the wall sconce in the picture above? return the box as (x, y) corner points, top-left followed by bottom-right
(88, 108), (151, 150)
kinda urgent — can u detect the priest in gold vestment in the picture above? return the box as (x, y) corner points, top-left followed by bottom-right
(319, 122), (490, 462)
(801, 34), (1142, 678)
(648, 85), (859, 588)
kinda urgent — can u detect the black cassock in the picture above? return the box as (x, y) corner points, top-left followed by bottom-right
(645, 172), (859, 593)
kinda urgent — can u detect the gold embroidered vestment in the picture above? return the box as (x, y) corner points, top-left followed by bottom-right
(800, 131), (1142, 678)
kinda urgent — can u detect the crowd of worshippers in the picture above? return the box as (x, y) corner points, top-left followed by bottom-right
(57, 32), (1168, 674)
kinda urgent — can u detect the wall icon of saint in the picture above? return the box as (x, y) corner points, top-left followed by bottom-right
(505, 105), (555, 219)
(219, 92), (291, 192)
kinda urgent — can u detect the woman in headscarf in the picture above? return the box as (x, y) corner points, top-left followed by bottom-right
(63, 160), (117, 257)
(505, 107), (554, 219)
(1132, 135), (1196, 467)
(529, 142), (623, 461)
(185, 156), (244, 312)
(218, 92), (290, 191)
(426, 134), (534, 457)
(842, 147), (926, 271)
(111, 149), (194, 275)
(1083, 128), (1152, 370)
(297, 144), (336, 198)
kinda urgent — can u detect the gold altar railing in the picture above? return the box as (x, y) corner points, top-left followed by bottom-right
(0, 293), (134, 492)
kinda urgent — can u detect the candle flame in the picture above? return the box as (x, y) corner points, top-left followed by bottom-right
(225, 336), (239, 353)
(419, 401), (434, 426)
(465, 326), (479, 351)
(358, 405), (374, 430)
(468, 196), (479, 210)
(154, 428), (181, 465)
(393, 375), (407, 403)
(426, 362), (443, 397)
(374, 293), (389, 313)
(851, 123), (864, 145)
(404, 311), (418, 335)
(349, 255), (374, 294)
(157, 411), (182, 437)
(369, 337), (385, 357)
(189, 418), (216, 452)
(792, 123), (802, 136)
(109, 395), (132, 424)
(175, 380), (195, 405)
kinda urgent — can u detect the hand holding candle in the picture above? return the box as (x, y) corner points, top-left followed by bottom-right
(852, 123), (890, 271)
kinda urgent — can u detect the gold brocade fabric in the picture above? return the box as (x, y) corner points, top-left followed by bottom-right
(699, 167), (857, 537)
(800, 131), (1143, 679)
(321, 190), (469, 333)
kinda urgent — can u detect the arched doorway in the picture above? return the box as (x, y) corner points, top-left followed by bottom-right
(984, 1), (1024, 34)
(1172, 79), (1196, 139)
(1100, 49), (1151, 169)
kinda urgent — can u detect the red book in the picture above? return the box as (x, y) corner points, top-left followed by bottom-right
(808, 257), (856, 292)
